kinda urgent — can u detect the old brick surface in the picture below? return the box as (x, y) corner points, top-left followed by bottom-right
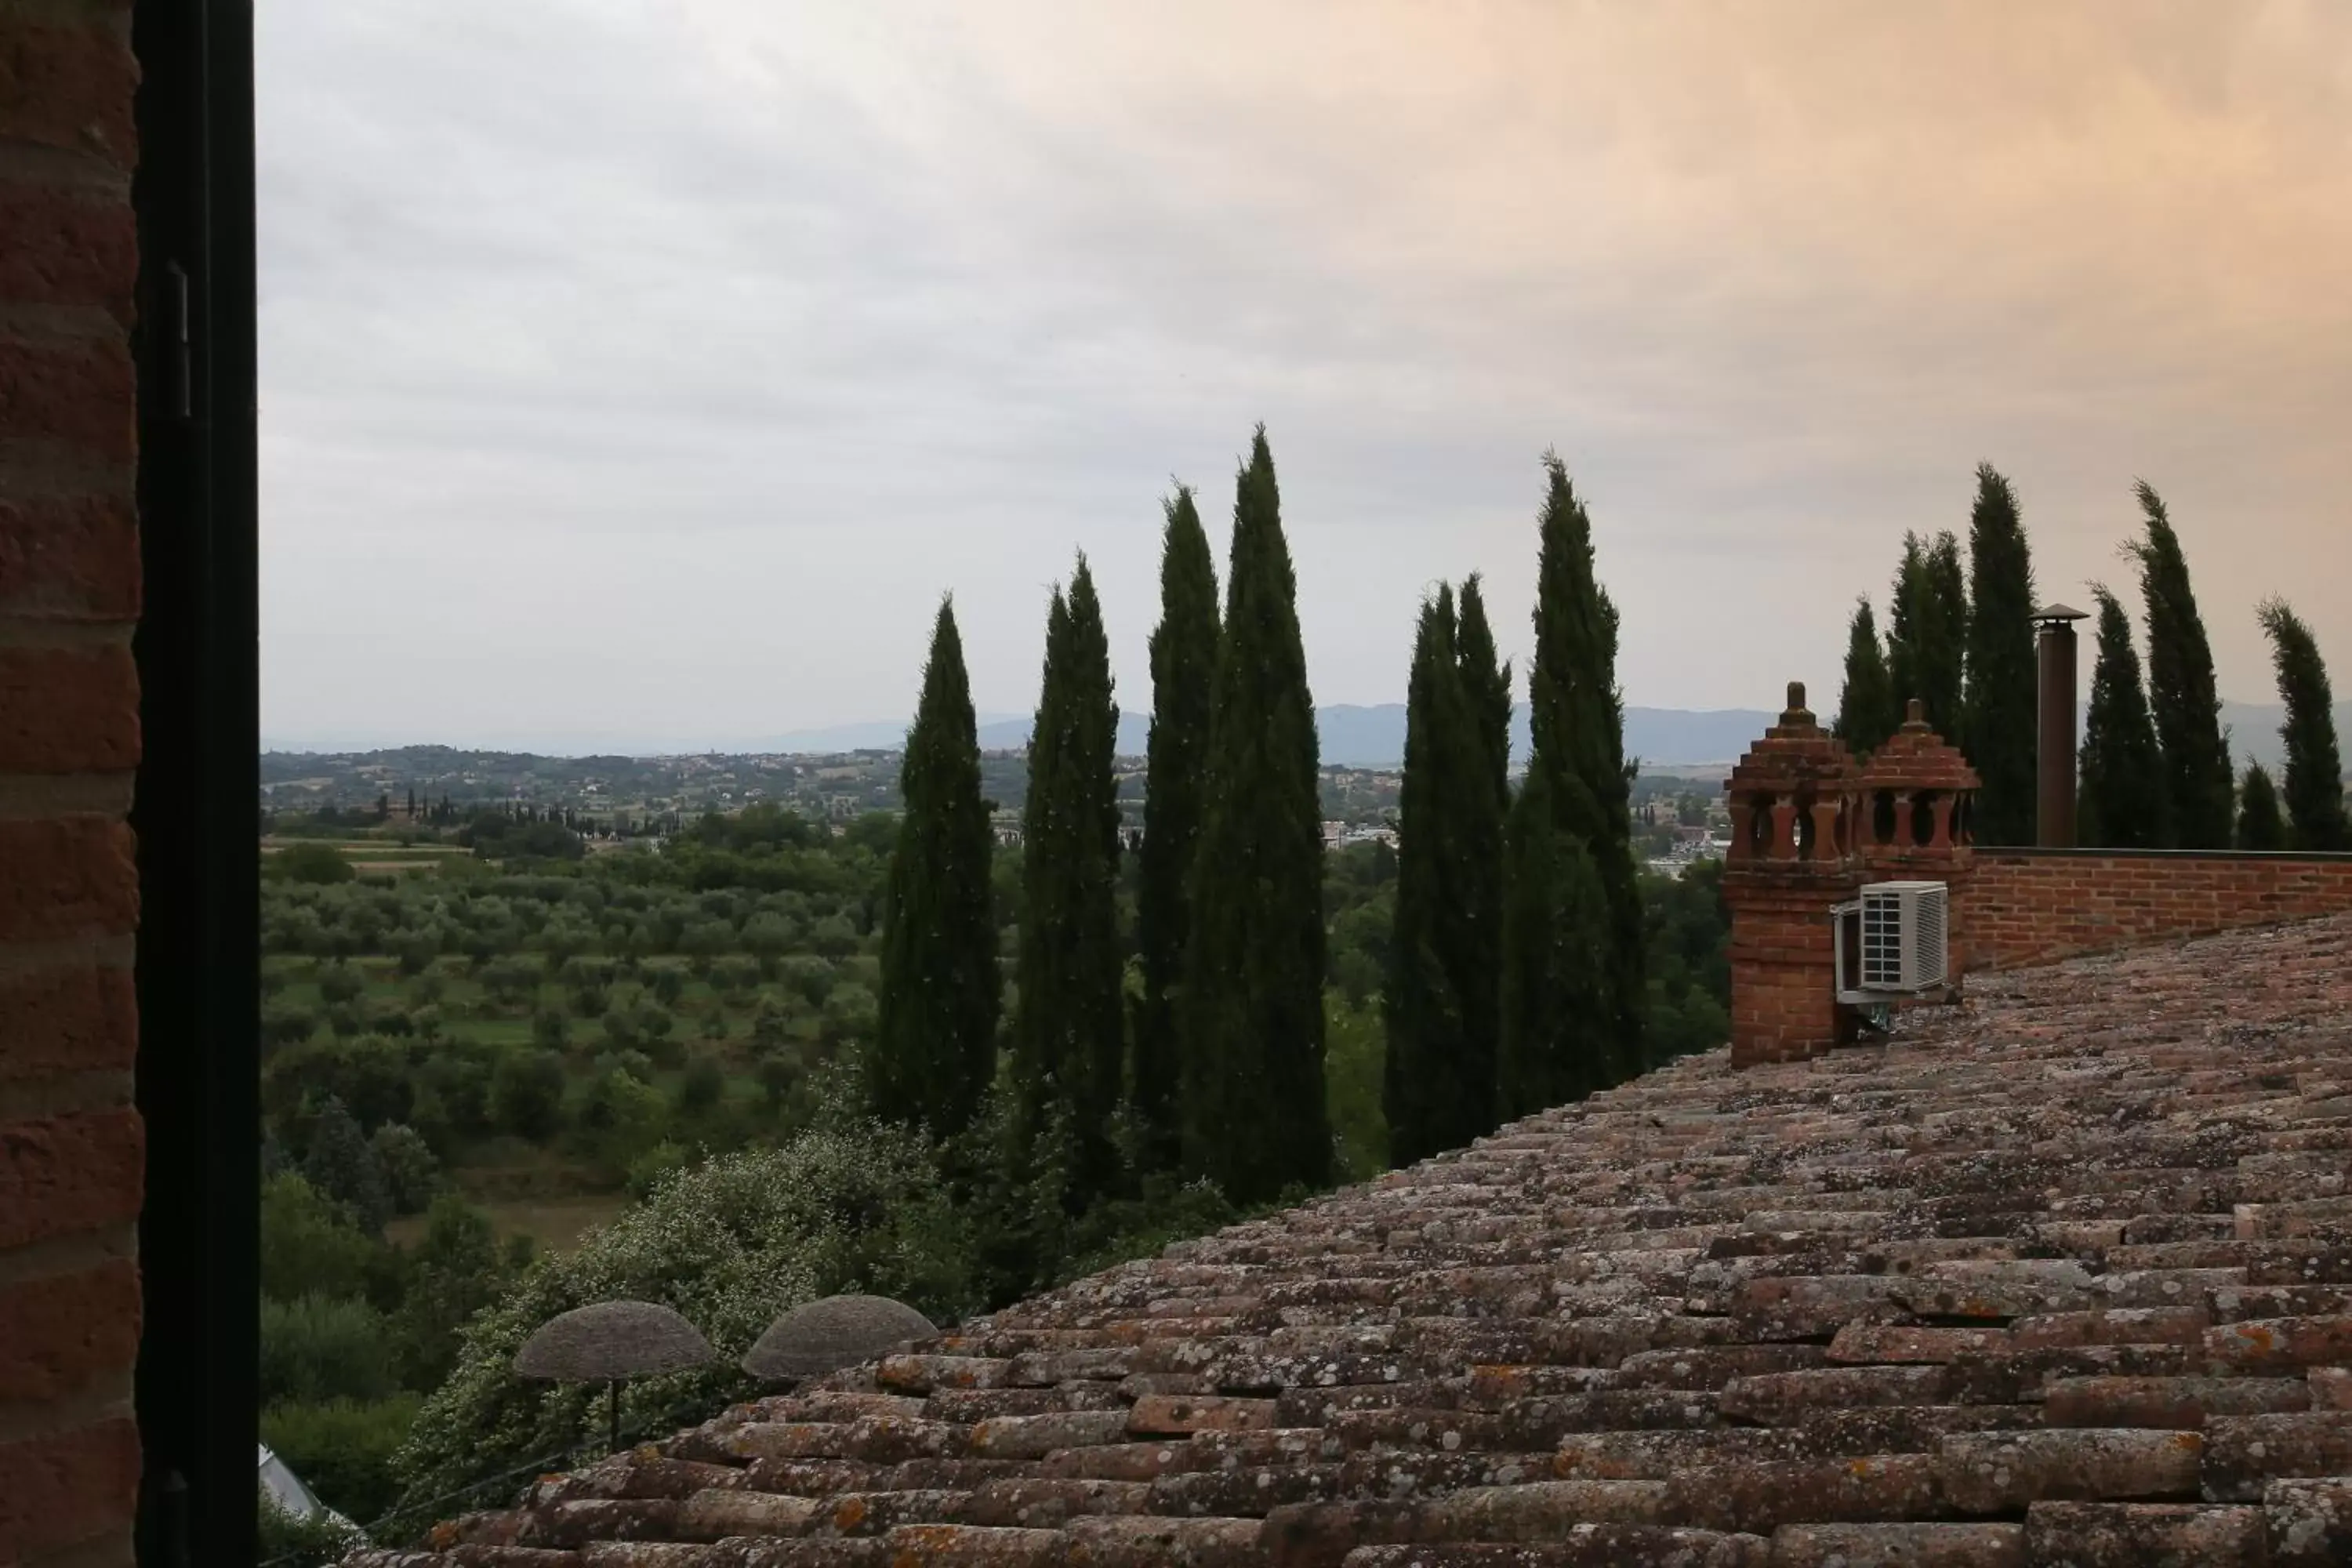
(0, 175), (138, 318)
(0, 332), (136, 459)
(368, 916), (2352, 1568)
(0, 1417), (140, 1560)
(0, 10), (145, 1565)
(0, 491), (141, 621)
(0, 1256), (139, 1400)
(0, 1106), (143, 1248)
(0, 815), (137, 941)
(0, 962), (135, 1080)
(0, 642), (138, 771)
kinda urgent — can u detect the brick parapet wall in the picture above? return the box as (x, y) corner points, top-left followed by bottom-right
(1960, 848), (2352, 974)
(0, 2), (146, 1564)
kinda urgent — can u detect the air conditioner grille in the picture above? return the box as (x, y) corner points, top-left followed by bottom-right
(1857, 880), (1951, 994)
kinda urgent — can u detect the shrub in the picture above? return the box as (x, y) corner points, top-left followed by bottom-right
(370, 1123), (441, 1216)
(256, 1487), (365, 1568)
(676, 1057), (726, 1117)
(624, 1140), (693, 1200)
(318, 961), (365, 1007)
(262, 1393), (424, 1528)
(490, 1049), (567, 1141)
(262, 999), (321, 1050)
(260, 1172), (383, 1304)
(302, 1096), (393, 1236)
(392, 1123), (975, 1508)
(387, 1194), (517, 1392)
(260, 1294), (397, 1406)
(278, 841), (357, 886)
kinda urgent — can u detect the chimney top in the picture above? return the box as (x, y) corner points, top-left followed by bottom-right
(2033, 603), (2089, 624)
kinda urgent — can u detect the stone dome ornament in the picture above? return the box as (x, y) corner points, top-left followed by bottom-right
(514, 1300), (715, 1453)
(741, 1294), (938, 1383)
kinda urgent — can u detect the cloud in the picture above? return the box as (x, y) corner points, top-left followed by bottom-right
(259, 0), (2352, 750)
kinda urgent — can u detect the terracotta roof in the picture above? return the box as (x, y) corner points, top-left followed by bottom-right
(353, 914), (2352, 1567)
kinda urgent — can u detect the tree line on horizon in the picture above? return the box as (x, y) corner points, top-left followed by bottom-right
(1831, 467), (2346, 854)
(859, 427), (1650, 1292)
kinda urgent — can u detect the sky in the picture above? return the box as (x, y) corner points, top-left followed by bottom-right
(257, 0), (2352, 754)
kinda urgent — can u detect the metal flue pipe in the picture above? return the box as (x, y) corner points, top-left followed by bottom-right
(2034, 604), (2089, 848)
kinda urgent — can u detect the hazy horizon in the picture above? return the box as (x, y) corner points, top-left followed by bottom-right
(261, 2), (2352, 744)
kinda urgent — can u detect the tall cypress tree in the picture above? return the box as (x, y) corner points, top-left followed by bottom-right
(2077, 586), (2166, 849)
(873, 599), (1002, 1138)
(1385, 586), (1504, 1167)
(2237, 763), (2287, 851)
(1014, 557), (1125, 1198)
(1452, 574), (1510, 1134)
(2256, 597), (2349, 852)
(1181, 427), (1329, 1204)
(1888, 532), (1965, 737)
(2129, 482), (2233, 848)
(1832, 597), (1898, 757)
(1134, 488), (1218, 1174)
(1961, 464), (2038, 843)
(1496, 455), (1642, 1119)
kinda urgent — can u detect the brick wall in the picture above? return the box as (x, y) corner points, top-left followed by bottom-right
(1962, 849), (2352, 974)
(0, 2), (147, 1564)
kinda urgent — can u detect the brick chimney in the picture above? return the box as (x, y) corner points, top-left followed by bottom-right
(1857, 699), (1981, 983)
(1723, 683), (1864, 1067)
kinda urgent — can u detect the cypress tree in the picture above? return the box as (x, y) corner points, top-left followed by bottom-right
(1452, 574), (1510, 1133)
(1495, 455), (1642, 1118)
(2256, 597), (2349, 852)
(2077, 586), (2166, 849)
(1960, 464), (2038, 844)
(872, 599), (1001, 1138)
(1134, 488), (1218, 1174)
(1013, 557), (1125, 1199)
(2236, 763), (2287, 851)
(2129, 482), (2233, 848)
(1831, 597), (1898, 757)
(1384, 586), (1494, 1167)
(1888, 532), (1965, 737)
(1181, 427), (1329, 1204)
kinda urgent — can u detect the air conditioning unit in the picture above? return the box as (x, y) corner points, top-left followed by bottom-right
(1834, 880), (1951, 1003)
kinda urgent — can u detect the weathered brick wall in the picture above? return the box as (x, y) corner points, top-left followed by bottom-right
(1962, 848), (2352, 973)
(0, 2), (147, 1563)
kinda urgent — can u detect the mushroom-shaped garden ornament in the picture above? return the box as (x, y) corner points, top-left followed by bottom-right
(514, 1299), (715, 1453)
(741, 1294), (937, 1384)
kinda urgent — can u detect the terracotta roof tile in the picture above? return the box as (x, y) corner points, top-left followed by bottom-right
(356, 913), (2352, 1567)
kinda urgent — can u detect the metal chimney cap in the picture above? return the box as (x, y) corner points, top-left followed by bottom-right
(2032, 603), (2089, 622)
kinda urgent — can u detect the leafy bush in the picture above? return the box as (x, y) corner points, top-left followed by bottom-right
(387, 1194), (521, 1391)
(278, 841), (357, 886)
(676, 1057), (726, 1117)
(490, 1049), (567, 1141)
(263, 1394), (426, 1530)
(370, 1123), (441, 1216)
(260, 1294), (397, 1406)
(260, 1173), (383, 1304)
(392, 1123), (975, 1507)
(318, 961), (365, 1006)
(256, 1486), (365, 1568)
(302, 1096), (393, 1236)
(262, 999), (321, 1051)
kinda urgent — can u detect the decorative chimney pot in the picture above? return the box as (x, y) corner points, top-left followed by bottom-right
(1722, 683), (1864, 1067)
(1857, 698), (1981, 974)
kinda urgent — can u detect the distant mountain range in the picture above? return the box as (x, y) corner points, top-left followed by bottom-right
(752, 705), (1822, 772)
(266, 700), (2349, 776)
